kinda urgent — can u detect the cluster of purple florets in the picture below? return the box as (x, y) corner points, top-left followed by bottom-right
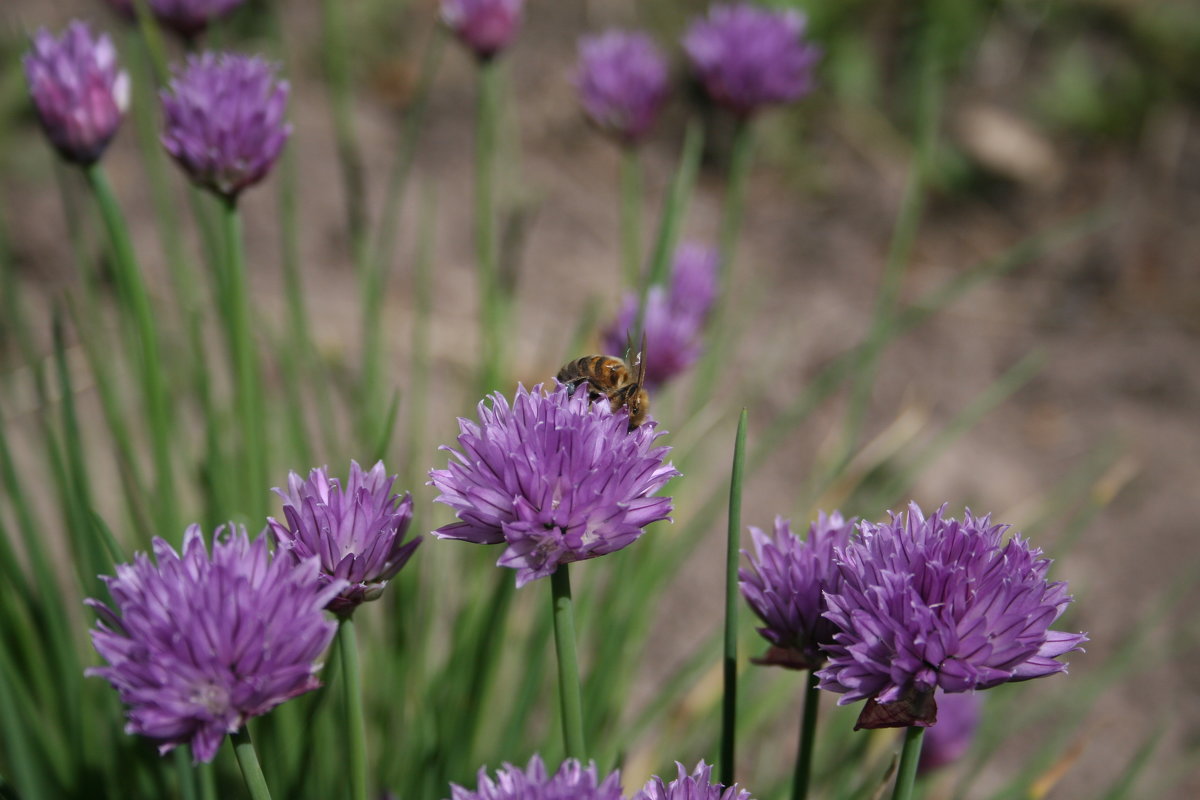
(18, 0), (1087, 787)
(741, 503), (1086, 730)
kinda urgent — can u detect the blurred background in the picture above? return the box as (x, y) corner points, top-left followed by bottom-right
(1, 1), (1198, 798)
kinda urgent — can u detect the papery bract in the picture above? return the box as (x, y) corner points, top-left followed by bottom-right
(430, 384), (678, 587)
(86, 525), (344, 763)
(23, 21), (129, 165)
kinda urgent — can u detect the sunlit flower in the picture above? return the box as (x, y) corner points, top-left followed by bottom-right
(430, 384), (678, 587)
(602, 243), (719, 390)
(441, 0), (525, 60)
(23, 21), (129, 165)
(448, 755), (623, 800)
(817, 503), (1087, 729)
(918, 691), (983, 774)
(86, 525), (343, 763)
(160, 53), (291, 199)
(268, 461), (421, 616)
(575, 30), (670, 146)
(104, 0), (248, 40)
(682, 3), (820, 117)
(633, 761), (752, 800)
(739, 512), (857, 670)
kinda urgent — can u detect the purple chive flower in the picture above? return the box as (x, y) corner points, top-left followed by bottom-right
(633, 762), (752, 800)
(817, 503), (1087, 730)
(683, 3), (820, 117)
(23, 22), (130, 166)
(575, 30), (670, 146)
(160, 53), (291, 199)
(268, 461), (422, 617)
(449, 755), (624, 800)
(441, 0), (525, 60)
(86, 525), (344, 763)
(104, 0), (248, 40)
(602, 243), (719, 390)
(430, 384), (678, 587)
(739, 512), (858, 670)
(918, 691), (983, 774)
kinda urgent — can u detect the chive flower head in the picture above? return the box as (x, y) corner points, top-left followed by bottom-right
(739, 512), (858, 670)
(817, 502), (1087, 729)
(86, 525), (343, 763)
(575, 30), (670, 146)
(441, 0), (525, 60)
(23, 21), (129, 165)
(682, 3), (820, 117)
(430, 384), (678, 587)
(160, 52), (291, 199)
(268, 461), (421, 616)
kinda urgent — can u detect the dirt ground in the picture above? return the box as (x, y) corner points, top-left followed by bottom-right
(3, 1), (1199, 798)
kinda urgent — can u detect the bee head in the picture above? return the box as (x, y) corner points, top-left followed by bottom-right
(613, 383), (649, 430)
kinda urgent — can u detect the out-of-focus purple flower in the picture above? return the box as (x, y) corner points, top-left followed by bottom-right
(918, 691), (983, 774)
(430, 384), (678, 587)
(602, 243), (719, 390)
(86, 525), (343, 763)
(739, 512), (857, 670)
(633, 761), (753, 800)
(682, 3), (820, 117)
(441, 0), (525, 60)
(448, 755), (624, 800)
(575, 30), (670, 146)
(160, 53), (291, 199)
(23, 22), (129, 166)
(817, 503), (1087, 730)
(268, 460), (421, 617)
(104, 0), (248, 40)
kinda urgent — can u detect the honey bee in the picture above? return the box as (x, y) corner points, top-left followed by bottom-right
(556, 340), (649, 430)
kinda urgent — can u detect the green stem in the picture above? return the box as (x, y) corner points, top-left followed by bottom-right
(84, 165), (177, 536)
(620, 147), (643, 289)
(231, 727), (274, 800)
(891, 726), (926, 800)
(475, 59), (503, 395)
(633, 120), (703, 345)
(720, 409), (748, 786)
(320, 0), (367, 252)
(218, 196), (267, 520)
(718, 121), (755, 293)
(791, 671), (820, 800)
(338, 618), (369, 800)
(550, 566), (587, 758)
(689, 121), (755, 416)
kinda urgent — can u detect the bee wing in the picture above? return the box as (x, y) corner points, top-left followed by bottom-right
(635, 331), (647, 387)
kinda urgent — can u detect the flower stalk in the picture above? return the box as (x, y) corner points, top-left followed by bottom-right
(475, 58), (504, 394)
(892, 726), (926, 800)
(791, 671), (820, 800)
(550, 565), (586, 758)
(620, 148), (642, 288)
(231, 726), (273, 800)
(219, 197), (267, 519)
(338, 617), (368, 800)
(84, 164), (176, 536)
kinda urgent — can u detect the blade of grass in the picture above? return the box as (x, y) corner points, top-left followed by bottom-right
(721, 409), (748, 785)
